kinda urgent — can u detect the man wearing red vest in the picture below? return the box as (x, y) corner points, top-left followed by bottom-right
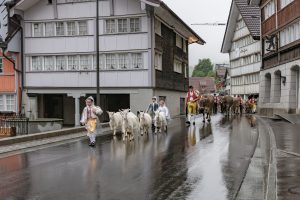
(186, 86), (199, 125)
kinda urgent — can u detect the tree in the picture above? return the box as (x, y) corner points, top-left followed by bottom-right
(207, 70), (215, 77)
(192, 58), (214, 77)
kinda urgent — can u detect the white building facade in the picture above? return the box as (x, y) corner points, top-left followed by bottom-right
(222, 0), (261, 99)
(9, 0), (203, 125)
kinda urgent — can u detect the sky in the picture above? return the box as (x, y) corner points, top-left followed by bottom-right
(163, 0), (232, 67)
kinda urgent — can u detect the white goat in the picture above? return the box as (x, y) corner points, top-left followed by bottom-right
(120, 109), (139, 141)
(154, 111), (167, 133)
(139, 111), (152, 136)
(107, 111), (123, 136)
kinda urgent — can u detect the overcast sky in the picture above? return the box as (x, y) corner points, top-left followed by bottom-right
(163, 0), (232, 67)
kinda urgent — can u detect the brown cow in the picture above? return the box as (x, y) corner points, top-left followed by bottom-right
(220, 96), (234, 116)
(198, 95), (214, 123)
(232, 98), (240, 115)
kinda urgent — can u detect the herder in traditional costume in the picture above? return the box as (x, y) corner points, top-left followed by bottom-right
(186, 86), (199, 125)
(80, 96), (103, 147)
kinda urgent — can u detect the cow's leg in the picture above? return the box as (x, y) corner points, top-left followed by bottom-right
(208, 112), (211, 122)
(113, 129), (116, 136)
(202, 112), (205, 123)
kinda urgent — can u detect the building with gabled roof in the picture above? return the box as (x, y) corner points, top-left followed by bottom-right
(221, 0), (261, 99)
(6, 0), (205, 125)
(251, 0), (300, 116)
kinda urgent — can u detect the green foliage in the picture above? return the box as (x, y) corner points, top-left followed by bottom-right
(207, 70), (215, 77)
(192, 58), (214, 77)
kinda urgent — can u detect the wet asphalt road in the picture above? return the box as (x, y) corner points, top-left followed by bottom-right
(0, 114), (258, 200)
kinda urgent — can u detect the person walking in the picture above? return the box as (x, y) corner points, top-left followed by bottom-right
(157, 99), (171, 131)
(80, 96), (103, 147)
(237, 95), (243, 115)
(213, 94), (218, 114)
(186, 86), (199, 125)
(146, 96), (159, 131)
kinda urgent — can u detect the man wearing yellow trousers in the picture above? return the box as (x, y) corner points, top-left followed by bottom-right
(186, 86), (199, 125)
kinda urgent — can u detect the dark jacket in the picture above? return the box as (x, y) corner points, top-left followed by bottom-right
(147, 103), (159, 113)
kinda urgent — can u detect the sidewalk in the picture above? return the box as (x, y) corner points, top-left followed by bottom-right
(256, 116), (300, 200)
(266, 119), (300, 200)
(0, 125), (112, 157)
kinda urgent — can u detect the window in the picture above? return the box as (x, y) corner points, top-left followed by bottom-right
(263, 0), (275, 20)
(236, 19), (246, 30)
(45, 22), (55, 36)
(154, 19), (161, 36)
(184, 63), (188, 78)
(281, 0), (293, 9)
(78, 21), (88, 35)
(56, 56), (66, 70)
(0, 94), (15, 112)
(6, 94), (15, 112)
(0, 57), (3, 73)
(106, 54), (117, 69)
(92, 55), (105, 70)
(33, 23), (43, 37)
(183, 40), (187, 53)
(99, 55), (105, 70)
(131, 53), (143, 68)
(280, 20), (300, 47)
(232, 35), (254, 50)
(0, 95), (4, 111)
(130, 18), (140, 32)
(174, 60), (182, 73)
(56, 22), (65, 36)
(67, 21), (76, 36)
(118, 19), (128, 33)
(106, 19), (116, 34)
(31, 56), (43, 71)
(118, 54), (128, 69)
(68, 55), (79, 70)
(155, 52), (162, 71)
(176, 34), (183, 48)
(80, 55), (91, 70)
(44, 56), (55, 71)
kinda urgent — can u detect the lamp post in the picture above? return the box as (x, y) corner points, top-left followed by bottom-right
(96, 0), (100, 106)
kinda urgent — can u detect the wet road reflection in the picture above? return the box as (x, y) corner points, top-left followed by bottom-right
(0, 114), (258, 200)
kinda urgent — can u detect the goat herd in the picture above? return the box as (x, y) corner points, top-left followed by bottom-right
(107, 109), (167, 141)
(106, 95), (257, 142)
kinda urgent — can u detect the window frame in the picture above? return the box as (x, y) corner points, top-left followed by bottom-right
(105, 19), (116, 34)
(56, 22), (65, 36)
(56, 55), (67, 71)
(130, 18), (141, 33)
(154, 52), (162, 71)
(78, 21), (88, 35)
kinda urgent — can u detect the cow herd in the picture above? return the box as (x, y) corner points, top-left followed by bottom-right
(195, 95), (255, 122)
(107, 109), (167, 141)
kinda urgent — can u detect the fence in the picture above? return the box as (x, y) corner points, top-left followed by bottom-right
(0, 115), (29, 136)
